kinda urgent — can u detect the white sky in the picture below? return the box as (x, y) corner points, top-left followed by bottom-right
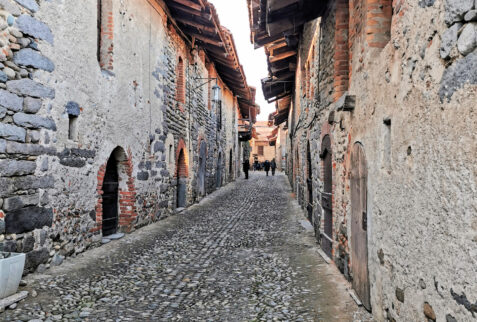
(209, 0), (274, 121)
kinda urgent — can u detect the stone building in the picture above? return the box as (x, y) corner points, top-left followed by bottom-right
(0, 0), (257, 274)
(249, 120), (276, 165)
(249, 0), (476, 321)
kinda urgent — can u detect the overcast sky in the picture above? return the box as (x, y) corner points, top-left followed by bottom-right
(209, 0), (274, 121)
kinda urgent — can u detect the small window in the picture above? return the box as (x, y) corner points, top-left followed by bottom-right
(68, 115), (78, 141)
(176, 57), (185, 105)
(169, 144), (173, 164)
(258, 145), (264, 156)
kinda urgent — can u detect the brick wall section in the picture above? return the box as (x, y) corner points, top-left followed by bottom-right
(365, 0), (392, 48)
(176, 56), (186, 110)
(98, 0), (114, 71)
(175, 138), (188, 178)
(333, 0), (350, 102)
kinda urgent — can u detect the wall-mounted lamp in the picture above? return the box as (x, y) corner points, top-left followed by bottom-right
(212, 83), (221, 104)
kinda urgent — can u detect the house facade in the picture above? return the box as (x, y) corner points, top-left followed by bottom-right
(0, 0), (257, 273)
(249, 0), (477, 320)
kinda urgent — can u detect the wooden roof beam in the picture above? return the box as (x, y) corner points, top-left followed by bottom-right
(170, 0), (202, 11)
(190, 33), (223, 47)
(175, 17), (216, 33)
(269, 50), (297, 63)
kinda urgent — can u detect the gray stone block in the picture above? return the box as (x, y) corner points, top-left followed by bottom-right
(154, 141), (165, 153)
(0, 89), (23, 111)
(457, 23), (477, 56)
(0, 139), (5, 153)
(14, 0), (39, 12)
(0, 70), (7, 83)
(445, 0), (474, 25)
(3, 194), (39, 211)
(0, 0), (21, 16)
(0, 122), (26, 142)
(137, 171), (149, 181)
(0, 219), (4, 234)
(16, 15), (53, 44)
(22, 234), (35, 252)
(0, 175), (54, 197)
(24, 247), (49, 272)
(5, 206), (53, 234)
(65, 101), (80, 116)
(0, 159), (36, 177)
(23, 97), (42, 113)
(439, 50), (477, 101)
(6, 140), (56, 155)
(27, 129), (40, 143)
(465, 10), (477, 21)
(7, 79), (55, 98)
(13, 112), (56, 130)
(440, 23), (463, 59)
(0, 106), (6, 118)
(14, 48), (54, 72)
(51, 254), (64, 266)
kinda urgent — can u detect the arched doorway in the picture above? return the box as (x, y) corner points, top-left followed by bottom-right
(216, 152), (222, 188)
(351, 143), (371, 311)
(320, 135), (333, 258)
(101, 147), (128, 236)
(177, 148), (187, 208)
(306, 141), (313, 223)
(197, 141), (207, 197)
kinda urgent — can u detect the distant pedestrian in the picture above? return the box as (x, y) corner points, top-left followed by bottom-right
(271, 159), (277, 176)
(264, 160), (271, 176)
(243, 160), (250, 179)
(254, 160), (259, 171)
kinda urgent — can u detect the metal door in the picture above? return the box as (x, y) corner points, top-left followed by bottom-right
(351, 143), (371, 311)
(102, 155), (119, 236)
(321, 135), (332, 258)
(197, 141), (207, 196)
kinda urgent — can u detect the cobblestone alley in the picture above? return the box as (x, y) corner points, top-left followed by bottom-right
(2, 173), (371, 321)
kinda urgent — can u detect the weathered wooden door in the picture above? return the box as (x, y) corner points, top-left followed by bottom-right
(351, 143), (371, 311)
(198, 141), (207, 196)
(177, 149), (187, 208)
(306, 141), (313, 223)
(321, 135), (333, 258)
(102, 154), (119, 236)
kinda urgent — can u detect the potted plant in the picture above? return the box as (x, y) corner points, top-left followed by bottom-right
(0, 252), (26, 299)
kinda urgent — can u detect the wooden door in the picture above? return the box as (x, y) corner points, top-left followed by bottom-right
(306, 141), (313, 222)
(102, 154), (119, 236)
(216, 152), (222, 188)
(351, 143), (371, 311)
(177, 149), (187, 208)
(321, 135), (333, 258)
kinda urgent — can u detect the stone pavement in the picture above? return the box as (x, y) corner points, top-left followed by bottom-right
(1, 172), (373, 321)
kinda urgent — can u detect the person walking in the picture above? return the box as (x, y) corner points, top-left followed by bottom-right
(271, 158), (277, 176)
(264, 160), (271, 176)
(243, 159), (250, 179)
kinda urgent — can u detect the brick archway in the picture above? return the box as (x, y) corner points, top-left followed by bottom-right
(94, 146), (137, 235)
(175, 138), (188, 208)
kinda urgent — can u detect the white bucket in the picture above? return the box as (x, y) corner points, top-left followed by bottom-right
(0, 252), (26, 299)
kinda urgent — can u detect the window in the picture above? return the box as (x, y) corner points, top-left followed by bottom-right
(258, 145), (264, 156)
(169, 144), (173, 164)
(68, 115), (78, 141)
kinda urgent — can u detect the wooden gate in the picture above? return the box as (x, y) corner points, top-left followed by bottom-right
(198, 141), (207, 196)
(321, 135), (333, 258)
(351, 143), (371, 311)
(102, 153), (119, 236)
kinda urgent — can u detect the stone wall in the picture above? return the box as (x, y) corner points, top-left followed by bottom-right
(0, 0), (240, 275)
(286, 0), (477, 320)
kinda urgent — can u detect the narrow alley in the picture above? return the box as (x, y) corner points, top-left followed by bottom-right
(2, 173), (371, 321)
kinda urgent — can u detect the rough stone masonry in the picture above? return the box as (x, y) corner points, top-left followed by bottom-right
(0, 0), (252, 277)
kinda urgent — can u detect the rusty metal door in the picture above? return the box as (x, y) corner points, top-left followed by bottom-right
(321, 135), (332, 258)
(102, 155), (119, 236)
(351, 143), (371, 311)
